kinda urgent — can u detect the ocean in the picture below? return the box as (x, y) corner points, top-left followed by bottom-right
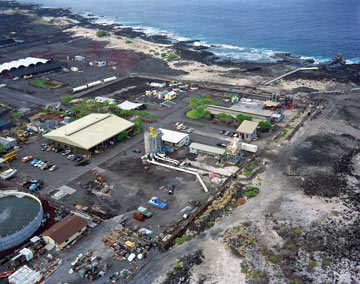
(18, 0), (360, 63)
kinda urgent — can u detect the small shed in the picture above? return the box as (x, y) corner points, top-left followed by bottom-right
(165, 91), (177, 100)
(236, 121), (259, 141)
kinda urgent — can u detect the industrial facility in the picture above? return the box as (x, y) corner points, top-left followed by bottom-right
(0, 191), (43, 251)
(44, 113), (134, 155)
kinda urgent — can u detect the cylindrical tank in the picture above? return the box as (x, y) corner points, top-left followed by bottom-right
(0, 191), (43, 251)
(103, 76), (117, 83)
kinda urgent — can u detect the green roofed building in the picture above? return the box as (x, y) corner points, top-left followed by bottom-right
(44, 113), (134, 156)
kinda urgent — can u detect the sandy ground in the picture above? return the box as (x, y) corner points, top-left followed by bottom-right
(168, 60), (255, 86)
(64, 25), (256, 86)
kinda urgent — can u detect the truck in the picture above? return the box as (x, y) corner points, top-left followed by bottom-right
(137, 206), (152, 217)
(148, 197), (168, 210)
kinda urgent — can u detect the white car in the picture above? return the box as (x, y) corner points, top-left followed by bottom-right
(49, 165), (58, 172)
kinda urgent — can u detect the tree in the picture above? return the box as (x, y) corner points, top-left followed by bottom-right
(116, 131), (128, 142)
(258, 121), (272, 132)
(133, 118), (142, 128)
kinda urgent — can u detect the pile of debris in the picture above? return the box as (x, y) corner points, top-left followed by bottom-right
(102, 224), (156, 262)
(160, 250), (204, 284)
(81, 171), (112, 197)
(69, 250), (110, 281)
(192, 183), (246, 232)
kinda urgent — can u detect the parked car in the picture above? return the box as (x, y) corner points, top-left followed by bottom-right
(252, 136), (259, 141)
(62, 150), (71, 156)
(75, 156), (83, 162)
(229, 131), (236, 137)
(132, 149), (141, 153)
(148, 197), (168, 209)
(224, 131), (230, 136)
(22, 156), (33, 163)
(30, 159), (39, 166)
(219, 130), (226, 135)
(46, 145), (54, 152)
(49, 165), (58, 172)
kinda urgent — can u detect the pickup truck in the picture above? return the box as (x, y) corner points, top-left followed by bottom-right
(148, 197), (168, 210)
(137, 206), (152, 217)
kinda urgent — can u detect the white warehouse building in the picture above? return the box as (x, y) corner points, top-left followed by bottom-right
(159, 128), (190, 147)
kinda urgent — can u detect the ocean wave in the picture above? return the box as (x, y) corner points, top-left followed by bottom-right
(345, 58), (360, 64)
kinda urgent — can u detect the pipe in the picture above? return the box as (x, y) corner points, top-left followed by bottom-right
(147, 160), (208, 192)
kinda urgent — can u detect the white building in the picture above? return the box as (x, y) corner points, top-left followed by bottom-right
(159, 128), (190, 147)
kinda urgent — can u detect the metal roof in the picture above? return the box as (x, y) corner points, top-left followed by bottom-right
(41, 215), (87, 245)
(159, 128), (189, 144)
(189, 142), (226, 155)
(236, 120), (259, 134)
(44, 113), (134, 150)
(0, 57), (49, 73)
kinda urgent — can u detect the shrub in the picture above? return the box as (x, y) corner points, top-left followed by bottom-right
(48, 18), (55, 24)
(286, 243), (296, 250)
(281, 128), (288, 133)
(0, 144), (4, 153)
(269, 255), (281, 264)
(241, 267), (247, 273)
(236, 114), (252, 124)
(175, 235), (190, 245)
(96, 30), (109, 37)
(125, 40), (132, 44)
(161, 52), (167, 57)
(243, 171), (252, 177)
(293, 228), (302, 235)
(323, 260), (330, 266)
(154, 52), (159, 55)
(216, 113), (233, 122)
(207, 221), (215, 228)
(174, 262), (183, 269)
(276, 133), (285, 138)
(308, 261), (317, 268)
(270, 124), (278, 131)
(245, 188), (259, 198)
(233, 226), (240, 231)
(11, 112), (21, 118)
(167, 54), (178, 61)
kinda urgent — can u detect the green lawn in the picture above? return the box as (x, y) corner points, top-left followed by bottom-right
(29, 78), (63, 89)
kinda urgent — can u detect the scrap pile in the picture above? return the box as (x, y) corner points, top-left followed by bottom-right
(102, 224), (156, 262)
(192, 183), (245, 231)
(81, 171), (112, 197)
(69, 250), (110, 281)
(159, 250), (204, 284)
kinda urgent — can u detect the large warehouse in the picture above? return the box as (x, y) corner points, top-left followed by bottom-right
(44, 113), (134, 155)
(0, 57), (63, 78)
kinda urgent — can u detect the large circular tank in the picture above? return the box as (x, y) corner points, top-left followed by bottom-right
(0, 191), (43, 251)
